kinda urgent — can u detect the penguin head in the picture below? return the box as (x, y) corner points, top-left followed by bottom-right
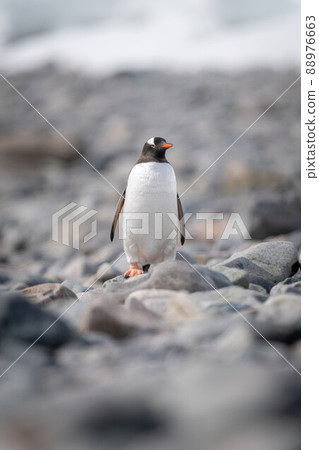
(141, 137), (173, 162)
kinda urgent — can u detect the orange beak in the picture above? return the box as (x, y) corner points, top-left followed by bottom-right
(161, 143), (173, 149)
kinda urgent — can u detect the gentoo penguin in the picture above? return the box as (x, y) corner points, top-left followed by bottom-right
(110, 137), (185, 278)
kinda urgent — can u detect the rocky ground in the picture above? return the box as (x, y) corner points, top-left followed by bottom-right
(0, 67), (300, 449)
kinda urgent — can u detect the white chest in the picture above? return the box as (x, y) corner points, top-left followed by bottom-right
(126, 162), (177, 195)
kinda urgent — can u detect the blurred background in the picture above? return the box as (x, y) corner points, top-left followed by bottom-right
(0, 1), (300, 449)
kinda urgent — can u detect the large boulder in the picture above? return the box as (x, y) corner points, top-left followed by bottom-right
(213, 241), (299, 291)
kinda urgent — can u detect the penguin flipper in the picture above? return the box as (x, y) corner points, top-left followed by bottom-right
(177, 193), (185, 246)
(110, 189), (126, 241)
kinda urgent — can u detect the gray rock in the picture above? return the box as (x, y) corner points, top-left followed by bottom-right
(0, 293), (74, 348)
(19, 283), (77, 305)
(81, 297), (163, 339)
(126, 290), (176, 317)
(270, 281), (301, 296)
(125, 296), (164, 322)
(189, 285), (265, 314)
(214, 322), (254, 358)
(210, 266), (249, 288)
(102, 273), (151, 304)
(146, 262), (231, 292)
(216, 241), (299, 290)
(270, 273), (301, 296)
(248, 283), (268, 295)
(254, 293), (301, 343)
(45, 288), (111, 329)
(102, 262), (231, 304)
(126, 289), (201, 322)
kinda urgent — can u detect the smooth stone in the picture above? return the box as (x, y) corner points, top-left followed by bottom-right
(210, 266), (249, 288)
(81, 297), (164, 339)
(216, 241), (299, 287)
(145, 262), (232, 292)
(124, 297), (164, 322)
(0, 293), (74, 348)
(19, 283), (77, 305)
(214, 322), (254, 358)
(126, 289), (201, 322)
(254, 293), (301, 343)
(126, 289), (176, 317)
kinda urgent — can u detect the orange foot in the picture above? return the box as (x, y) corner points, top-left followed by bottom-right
(124, 263), (144, 278)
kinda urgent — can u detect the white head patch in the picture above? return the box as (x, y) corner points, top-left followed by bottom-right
(147, 137), (155, 146)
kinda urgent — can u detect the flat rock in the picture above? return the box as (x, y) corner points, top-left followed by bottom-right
(216, 241), (299, 289)
(19, 283), (77, 305)
(0, 293), (74, 348)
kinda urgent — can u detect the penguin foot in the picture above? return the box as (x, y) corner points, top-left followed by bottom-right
(124, 263), (144, 278)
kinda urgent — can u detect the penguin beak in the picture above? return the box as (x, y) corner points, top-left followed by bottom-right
(161, 143), (173, 149)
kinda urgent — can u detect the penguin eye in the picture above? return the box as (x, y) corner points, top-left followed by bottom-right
(151, 144), (155, 148)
